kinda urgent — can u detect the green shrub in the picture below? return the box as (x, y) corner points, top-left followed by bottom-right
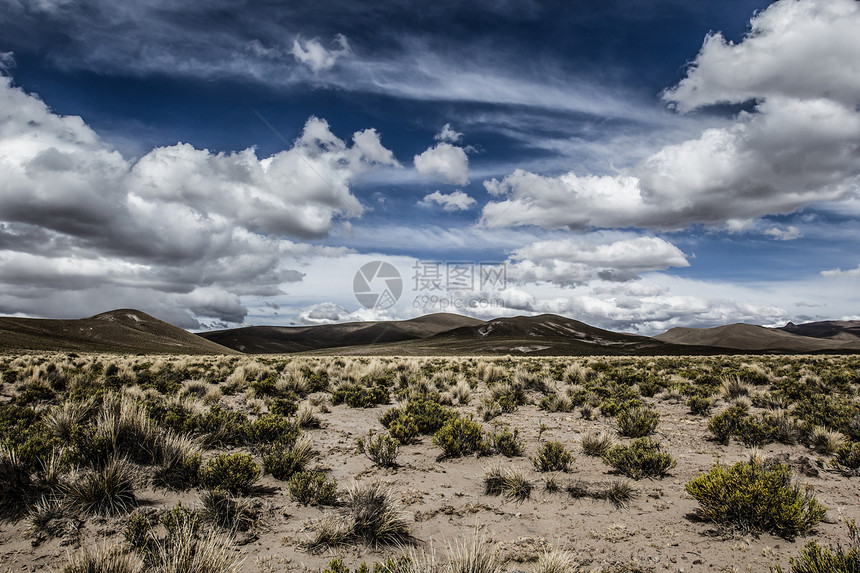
(202, 453), (260, 494)
(532, 441), (573, 472)
(488, 426), (523, 457)
(616, 407), (660, 438)
(331, 384), (389, 408)
(685, 457), (826, 539)
(379, 399), (455, 444)
(433, 416), (486, 459)
(772, 519), (860, 573)
(687, 396), (713, 416)
(124, 511), (152, 551)
(707, 404), (750, 445)
(356, 431), (400, 468)
(288, 471), (338, 506)
(601, 438), (675, 480)
(269, 396), (299, 417)
(249, 414), (300, 445)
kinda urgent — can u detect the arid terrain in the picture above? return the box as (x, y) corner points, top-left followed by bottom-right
(2, 352), (859, 573)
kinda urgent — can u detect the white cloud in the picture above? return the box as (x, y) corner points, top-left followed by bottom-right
(419, 190), (476, 212)
(481, 0), (860, 232)
(663, 0), (860, 112)
(821, 264), (860, 278)
(290, 34), (350, 73)
(413, 142), (469, 185)
(435, 123), (463, 143)
(764, 225), (802, 241)
(0, 52), (14, 72)
(506, 235), (689, 286)
(0, 76), (394, 325)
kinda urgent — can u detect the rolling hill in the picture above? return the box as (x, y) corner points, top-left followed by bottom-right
(655, 323), (860, 352)
(778, 320), (860, 342)
(199, 313), (484, 353)
(0, 309), (239, 354)
(300, 314), (723, 356)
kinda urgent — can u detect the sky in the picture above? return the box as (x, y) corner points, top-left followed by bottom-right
(0, 0), (858, 334)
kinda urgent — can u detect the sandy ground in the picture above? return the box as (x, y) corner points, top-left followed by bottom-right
(2, 375), (858, 573)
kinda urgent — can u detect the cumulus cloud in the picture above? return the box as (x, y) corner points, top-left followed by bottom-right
(663, 0), (860, 112)
(481, 0), (860, 232)
(298, 302), (352, 324)
(0, 76), (394, 325)
(764, 226), (802, 241)
(413, 142), (469, 185)
(506, 235), (689, 286)
(291, 34), (350, 73)
(435, 123), (463, 143)
(419, 190), (476, 212)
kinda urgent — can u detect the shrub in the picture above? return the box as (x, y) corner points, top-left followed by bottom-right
(601, 438), (675, 480)
(62, 546), (144, 573)
(483, 465), (532, 502)
(201, 453), (259, 494)
(707, 404), (750, 445)
(356, 431), (400, 468)
(0, 444), (33, 518)
(532, 441), (573, 472)
(433, 416), (487, 459)
(124, 510), (153, 551)
(269, 396), (299, 417)
(262, 435), (316, 480)
(198, 489), (256, 531)
(580, 431), (614, 457)
(295, 404), (321, 429)
(343, 481), (410, 547)
(685, 457), (826, 539)
(288, 471), (338, 506)
(808, 426), (845, 455)
(772, 519), (860, 573)
(488, 426), (523, 457)
(379, 399), (455, 444)
(687, 396), (713, 416)
(63, 456), (137, 516)
(536, 549), (575, 573)
(331, 384), (389, 408)
(248, 414), (300, 445)
(616, 407), (660, 438)
(151, 517), (243, 573)
(833, 441), (860, 474)
(153, 433), (201, 490)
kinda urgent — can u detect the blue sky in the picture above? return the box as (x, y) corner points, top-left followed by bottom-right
(0, 0), (858, 334)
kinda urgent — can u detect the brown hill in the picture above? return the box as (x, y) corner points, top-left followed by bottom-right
(655, 323), (860, 352)
(778, 320), (860, 342)
(0, 309), (239, 354)
(200, 313), (484, 353)
(303, 314), (722, 356)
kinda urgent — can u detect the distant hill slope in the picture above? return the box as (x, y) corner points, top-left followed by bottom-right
(655, 323), (860, 352)
(302, 314), (722, 356)
(778, 320), (860, 342)
(200, 313), (484, 353)
(0, 309), (239, 354)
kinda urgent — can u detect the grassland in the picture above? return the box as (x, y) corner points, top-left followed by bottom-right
(1, 352), (859, 572)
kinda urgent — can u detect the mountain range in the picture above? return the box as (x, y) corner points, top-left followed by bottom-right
(0, 309), (858, 355)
